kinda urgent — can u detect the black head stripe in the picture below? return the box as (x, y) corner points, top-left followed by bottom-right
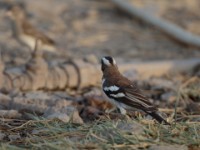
(104, 56), (114, 65)
(101, 56), (116, 66)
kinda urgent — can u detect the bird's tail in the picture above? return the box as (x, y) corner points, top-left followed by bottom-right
(148, 112), (170, 125)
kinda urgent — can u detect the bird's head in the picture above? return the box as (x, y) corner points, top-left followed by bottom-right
(101, 56), (118, 73)
(5, 4), (26, 21)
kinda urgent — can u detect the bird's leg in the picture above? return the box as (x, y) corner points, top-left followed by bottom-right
(118, 107), (131, 121)
(119, 107), (127, 115)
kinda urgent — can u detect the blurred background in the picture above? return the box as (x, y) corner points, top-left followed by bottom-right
(0, 0), (200, 64)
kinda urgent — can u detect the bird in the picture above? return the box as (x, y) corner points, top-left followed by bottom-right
(5, 4), (56, 52)
(101, 56), (169, 124)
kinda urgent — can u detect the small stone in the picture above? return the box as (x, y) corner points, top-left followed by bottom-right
(0, 93), (12, 107)
(8, 134), (21, 141)
(54, 99), (73, 109)
(25, 91), (50, 100)
(117, 121), (144, 135)
(149, 78), (176, 90)
(123, 70), (138, 81)
(161, 92), (176, 102)
(47, 112), (70, 123)
(43, 106), (83, 124)
(0, 110), (22, 118)
(0, 132), (5, 140)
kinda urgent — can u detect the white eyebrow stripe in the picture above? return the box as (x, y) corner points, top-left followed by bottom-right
(104, 85), (119, 91)
(102, 58), (111, 66)
(112, 58), (116, 64)
(110, 93), (125, 98)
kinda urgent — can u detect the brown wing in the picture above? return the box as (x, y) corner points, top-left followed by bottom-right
(108, 76), (157, 112)
(22, 21), (55, 45)
(123, 87), (157, 112)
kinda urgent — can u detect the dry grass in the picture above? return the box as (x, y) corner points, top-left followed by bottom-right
(0, 77), (200, 150)
(0, 115), (199, 150)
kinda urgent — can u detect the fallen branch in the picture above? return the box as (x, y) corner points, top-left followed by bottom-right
(110, 0), (200, 48)
(0, 42), (200, 91)
(0, 53), (199, 91)
(1, 58), (100, 91)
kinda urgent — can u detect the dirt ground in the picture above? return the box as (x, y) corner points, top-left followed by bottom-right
(0, 0), (200, 149)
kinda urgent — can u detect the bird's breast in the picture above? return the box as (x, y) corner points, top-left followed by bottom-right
(19, 34), (36, 50)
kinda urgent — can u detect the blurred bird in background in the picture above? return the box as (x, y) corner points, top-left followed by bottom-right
(5, 3), (56, 52)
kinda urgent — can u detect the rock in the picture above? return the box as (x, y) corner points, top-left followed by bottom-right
(117, 121), (144, 135)
(46, 112), (70, 123)
(4, 90), (76, 117)
(123, 70), (138, 81)
(53, 99), (73, 109)
(0, 110), (21, 118)
(10, 91), (72, 113)
(80, 106), (103, 121)
(25, 91), (50, 100)
(149, 78), (176, 90)
(12, 96), (48, 113)
(43, 106), (83, 124)
(15, 91), (51, 112)
(148, 145), (188, 150)
(8, 134), (21, 141)
(0, 93), (12, 108)
(161, 92), (176, 102)
(85, 95), (113, 111)
(0, 132), (5, 140)
(52, 91), (72, 99)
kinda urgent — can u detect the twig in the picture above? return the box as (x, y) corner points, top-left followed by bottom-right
(90, 133), (108, 143)
(10, 119), (53, 131)
(181, 115), (200, 119)
(159, 108), (183, 113)
(180, 76), (199, 89)
(174, 88), (181, 125)
(110, 0), (200, 48)
(185, 122), (200, 124)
